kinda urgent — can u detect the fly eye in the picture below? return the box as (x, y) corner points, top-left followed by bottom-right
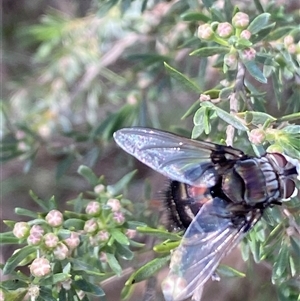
(284, 179), (297, 199)
(271, 153), (288, 168)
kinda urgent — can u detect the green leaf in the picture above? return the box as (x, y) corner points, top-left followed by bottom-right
(181, 12), (210, 22)
(153, 240), (180, 253)
(125, 255), (170, 285)
(192, 124), (205, 139)
(247, 13), (271, 34)
(14, 208), (38, 219)
(29, 190), (49, 211)
(137, 226), (182, 241)
(190, 46), (229, 57)
(0, 288), (28, 301)
(77, 165), (99, 187)
(181, 100), (200, 119)
(243, 111), (276, 125)
(63, 218), (85, 230)
(217, 265), (246, 278)
(3, 245), (37, 275)
(164, 62), (202, 93)
(56, 154), (75, 180)
(265, 26), (294, 41)
(282, 125), (300, 135)
(243, 59), (267, 83)
(73, 278), (105, 296)
(106, 170), (137, 195)
(0, 232), (19, 244)
(115, 242), (134, 260)
(201, 102), (248, 131)
(106, 253), (122, 276)
(272, 244), (289, 281)
(110, 229), (130, 246)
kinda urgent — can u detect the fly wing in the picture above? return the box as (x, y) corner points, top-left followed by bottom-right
(114, 128), (244, 187)
(161, 197), (261, 301)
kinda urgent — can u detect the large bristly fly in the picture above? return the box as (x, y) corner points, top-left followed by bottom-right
(113, 127), (300, 301)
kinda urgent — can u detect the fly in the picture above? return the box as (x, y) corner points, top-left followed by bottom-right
(113, 127), (300, 301)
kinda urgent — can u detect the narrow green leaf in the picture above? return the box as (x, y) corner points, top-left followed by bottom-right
(247, 13), (271, 34)
(125, 256), (170, 285)
(282, 125), (300, 135)
(56, 154), (75, 180)
(110, 229), (130, 246)
(115, 242), (134, 260)
(14, 208), (38, 219)
(29, 190), (49, 211)
(243, 60), (267, 83)
(192, 124), (205, 139)
(137, 226), (181, 241)
(181, 12), (210, 22)
(181, 100), (200, 119)
(1, 288), (28, 301)
(164, 62), (201, 93)
(0, 232), (19, 244)
(106, 253), (122, 276)
(272, 244), (289, 280)
(243, 111), (276, 125)
(77, 165), (99, 187)
(190, 46), (229, 57)
(201, 102), (248, 131)
(106, 170), (137, 195)
(153, 241), (180, 253)
(217, 265), (246, 278)
(73, 278), (105, 296)
(3, 246), (37, 275)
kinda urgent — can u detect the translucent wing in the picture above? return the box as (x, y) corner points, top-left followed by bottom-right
(114, 128), (244, 187)
(161, 197), (261, 301)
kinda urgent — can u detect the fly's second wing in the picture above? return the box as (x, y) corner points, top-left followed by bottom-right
(114, 128), (244, 187)
(161, 197), (261, 301)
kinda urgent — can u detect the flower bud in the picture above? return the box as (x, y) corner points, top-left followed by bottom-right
(240, 47), (256, 61)
(113, 212), (125, 224)
(13, 222), (30, 239)
(61, 279), (72, 290)
(94, 184), (105, 194)
(45, 210), (63, 227)
(96, 230), (110, 242)
(53, 242), (69, 260)
(240, 30), (251, 40)
(283, 35), (294, 47)
(84, 219), (98, 233)
(28, 284), (40, 299)
(85, 201), (101, 215)
(44, 233), (59, 248)
(64, 232), (80, 249)
(216, 22), (233, 38)
(197, 24), (214, 40)
(248, 128), (266, 145)
(107, 198), (121, 212)
(30, 258), (51, 277)
(126, 229), (137, 239)
(199, 94), (211, 102)
(27, 233), (43, 246)
(232, 12), (249, 29)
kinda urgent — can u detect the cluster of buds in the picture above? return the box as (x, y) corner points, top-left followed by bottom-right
(283, 35), (300, 61)
(84, 190), (134, 247)
(12, 209), (81, 278)
(197, 12), (256, 70)
(197, 12), (251, 42)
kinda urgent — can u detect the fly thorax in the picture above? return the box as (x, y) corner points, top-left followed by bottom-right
(233, 158), (279, 205)
(265, 153), (299, 201)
